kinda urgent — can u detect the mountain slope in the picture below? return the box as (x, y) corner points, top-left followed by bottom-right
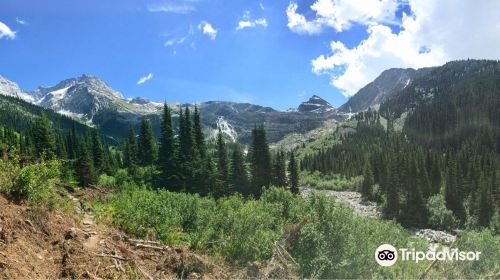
(338, 68), (433, 114)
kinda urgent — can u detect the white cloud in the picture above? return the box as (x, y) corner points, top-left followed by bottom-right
(198, 21), (217, 40)
(164, 36), (187, 47)
(236, 10), (267, 31)
(260, 2), (265, 11)
(148, 1), (198, 14)
(286, 3), (322, 35)
(286, 0), (399, 35)
(303, 0), (500, 97)
(0, 21), (16, 39)
(16, 17), (28, 25)
(137, 73), (153, 85)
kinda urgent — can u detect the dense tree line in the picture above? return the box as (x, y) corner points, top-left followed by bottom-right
(302, 107), (499, 230)
(0, 114), (120, 187)
(123, 104), (299, 198)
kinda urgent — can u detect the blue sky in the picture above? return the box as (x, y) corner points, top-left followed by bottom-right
(2, 0), (499, 110)
(0, 0), (370, 109)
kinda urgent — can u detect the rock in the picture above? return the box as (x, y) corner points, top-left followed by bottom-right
(247, 261), (262, 278)
(409, 228), (456, 245)
(64, 228), (78, 240)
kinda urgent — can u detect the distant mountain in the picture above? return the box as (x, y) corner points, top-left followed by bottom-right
(381, 59), (500, 118)
(0, 75), (340, 144)
(197, 99), (337, 143)
(338, 68), (433, 114)
(297, 95), (335, 113)
(0, 75), (37, 103)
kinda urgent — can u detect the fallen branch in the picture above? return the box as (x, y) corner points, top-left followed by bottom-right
(94, 253), (128, 261)
(125, 238), (161, 245)
(135, 243), (170, 251)
(137, 265), (155, 280)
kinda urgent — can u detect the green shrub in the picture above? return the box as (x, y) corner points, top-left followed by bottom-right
(299, 171), (362, 191)
(97, 174), (117, 188)
(10, 160), (61, 203)
(95, 184), (498, 278)
(426, 194), (457, 231)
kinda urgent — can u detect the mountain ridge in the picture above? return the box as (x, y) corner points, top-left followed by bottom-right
(0, 74), (340, 144)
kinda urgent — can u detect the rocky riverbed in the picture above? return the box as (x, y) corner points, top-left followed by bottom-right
(300, 186), (456, 245)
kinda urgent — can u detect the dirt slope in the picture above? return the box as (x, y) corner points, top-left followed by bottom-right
(0, 192), (232, 279)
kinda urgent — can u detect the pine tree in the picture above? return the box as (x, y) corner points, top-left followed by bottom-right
(288, 152), (299, 194)
(91, 130), (106, 174)
(249, 125), (271, 197)
(32, 115), (56, 159)
(138, 118), (157, 166)
(272, 150), (287, 187)
(76, 136), (95, 187)
(229, 143), (249, 196)
(124, 125), (138, 167)
(193, 105), (206, 159)
(158, 103), (180, 190)
(361, 158), (374, 200)
(179, 107), (195, 162)
(216, 128), (229, 196)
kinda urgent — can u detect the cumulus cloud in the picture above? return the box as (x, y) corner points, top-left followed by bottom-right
(148, 0), (198, 14)
(0, 21), (16, 39)
(287, 0), (399, 34)
(286, 3), (322, 35)
(137, 73), (153, 85)
(198, 21), (217, 40)
(297, 0), (500, 97)
(236, 11), (267, 31)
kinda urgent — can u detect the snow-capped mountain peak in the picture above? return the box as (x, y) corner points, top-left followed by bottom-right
(0, 75), (36, 103)
(297, 95), (335, 113)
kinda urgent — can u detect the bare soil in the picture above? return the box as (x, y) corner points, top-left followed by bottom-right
(0, 191), (232, 279)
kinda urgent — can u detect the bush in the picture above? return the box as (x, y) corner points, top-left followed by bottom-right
(97, 174), (117, 188)
(426, 194), (457, 231)
(299, 171), (362, 191)
(10, 160), (61, 203)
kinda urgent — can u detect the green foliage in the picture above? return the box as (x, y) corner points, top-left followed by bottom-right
(426, 194), (457, 231)
(288, 152), (299, 194)
(96, 185), (500, 278)
(97, 173), (117, 188)
(32, 115), (56, 159)
(299, 171), (363, 191)
(431, 229), (500, 279)
(216, 128), (229, 196)
(249, 124), (272, 197)
(0, 159), (61, 204)
(138, 118), (157, 166)
(271, 150), (287, 188)
(158, 103), (180, 191)
(293, 193), (430, 279)
(228, 144), (249, 196)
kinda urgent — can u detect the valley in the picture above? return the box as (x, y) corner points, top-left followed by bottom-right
(0, 59), (499, 279)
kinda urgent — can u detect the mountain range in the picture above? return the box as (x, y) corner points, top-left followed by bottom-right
(0, 74), (340, 144)
(2, 59), (495, 144)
